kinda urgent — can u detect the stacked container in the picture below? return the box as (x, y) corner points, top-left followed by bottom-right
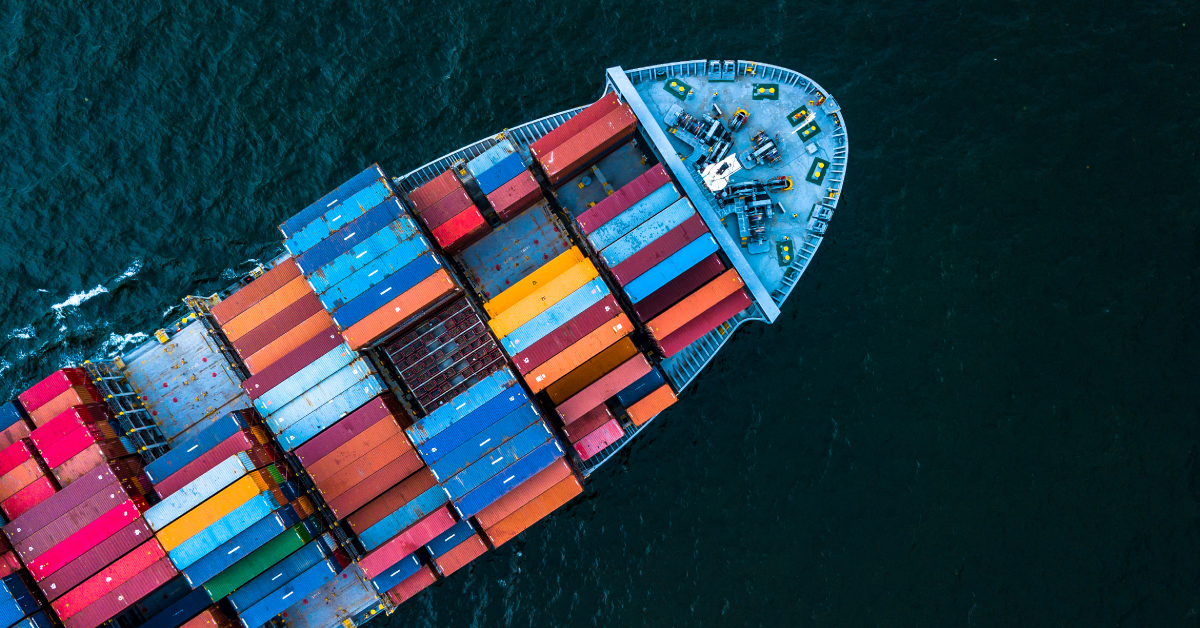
(275, 564), (381, 628)
(531, 94), (639, 186)
(16, 369), (103, 429)
(226, 532), (349, 628)
(645, 267), (751, 357)
(0, 402), (56, 520)
(0, 572), (45, 628)
(406, 170), (490, 253)
(281, 165), (461, 351)
(34, 403), (142, 494)
(423, 516), (487, 578)
(144, 410), (268, 499)
(473, 457), (582, 548)
(466, 139), (544, 222)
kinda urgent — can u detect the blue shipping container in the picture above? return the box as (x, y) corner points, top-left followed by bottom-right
(466, 140), (517, 178)
(500, 278), (610, 355)
(146, 410), (252, 484)
(626, 234), (720, 303)
(295, 198), (406, 275)
(169, 487), (286, 569)
(405, 369), (517, 445)
(13, 610), (55, 628)
(280, 565), (381, 628)
(237, 559), (340, 628)
(318, 236), (430, 311)
(475, 153), (526, 195)
(265, 358), (376, 434)
(134, 576), (193, 619)
(424, 519), (476, 558)
(228, 539), (331, 611)
(144, 587), (213, 628)
(281, 165), (387, 238)
(330, 254), (443, 331)
(368, 554), (421, 594)
(359, 486), (450, 551)
(278, 377), (386, 450)
(254, 344), (357, 417)
(615, 368), (667, 408)
(0, 400), (24, 432)
(600, 198), (695, 267)
(418, 385), (528, 461)
(430, 404), (541, 482)
(457, 439), (566, 515)
(146, 455), (255, 530)
(183, 507), (302, 587)
(443, 422), (553, 499)
(305, 216), (426, 294)
(589, 184), (681, 250)
(286, 181), (393, 255)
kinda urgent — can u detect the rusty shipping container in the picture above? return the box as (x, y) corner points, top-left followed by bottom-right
(556, 355), (652, 424)
(325, 449), (425, 520)
(231, 292), (325, 359)
(315, 433), (410, 501)
(483, 474), (583, 548)
(210, 260), (301, 325)
(538, 106), (638, 185)
(304, 415), (403, 484)
(406, 170), (462, 212)
(544, 336), (638, 405)
(243, 310), (336, 375)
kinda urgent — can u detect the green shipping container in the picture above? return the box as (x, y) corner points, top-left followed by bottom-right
(202, 522), (315, 601)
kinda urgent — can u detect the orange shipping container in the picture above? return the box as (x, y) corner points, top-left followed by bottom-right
(474, 458), (572, 529)
(326, 449), (425, 520)
(483, 474), (583, 548)
(647, 268), (745, 341)
(487, 259), (599, 338)
(0, 421), (32, 450)
(343, 270), (458, 351)
(221, 275), (312, 341)
(483, 248), (585, 318)
(627, 384), (678, 426)
(433, 535), (486, 578)
(211, 260), (301, 325)
(156, 470), (275, 550)
(539, 106), (638, 184)
(347, 467), (438, 533)
(524, 314), (632, 394)
(304, 418), (405, 484)
(315, 434), (409, 501)
(0, 458), (47, 502)
(180, 607), (233, 628)
(29, 388), (98, 426)
(243, 310), (335, 375)
(544, 337), (638, 405)
(386, 565), (437, 606)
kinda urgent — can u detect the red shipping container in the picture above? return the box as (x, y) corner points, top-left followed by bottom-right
(315, 434), (409, 501)
(18, 367), (89, 412)
(326, 450), (425, 520)
(4, 464), (122, 541)
(474, 459), (573, 530)
(210, 259), (301, 325)
(342, 270), (461, 351)
(407, 170), (462, 212)
(17, 479), (136, 561)
(432, 534), (486, 578)
(304, 416), (403, 484)
(240, 325), (345, 399)
(632, 253), (726, 322)
(419, 188), (473, 231)
(293, 394), (406, 466)
(151, 431), (255, 498)
(232, 292), (325, 359)
(28, 499), (142, 580)
(484, 475), (583, 548)
(31, 404), (110, 451)
(572, 419), (624, 460)
(627, 385), (677, 427)
(181, 608), (232, 628)
(576, 164), (671, 234)
(511, 295), (621, 375)
(0, 551), (20, 578)
(37, 518), (151, 601)
(562, 405), (616, 443)
(386, 565), (437, 606)
(358, 506), (456, 578)
(486, 171), (542, 222)
(63, 556), (177, 628)
(529, 93), (621, 160)
(53, 447), (141, 490)
(53, 539), (165, 619)
(0, 439), (34, 477)
(611, 213), (709, 285)
(30, 386), (100, 427)
(346, 467), (436, 533)
(0, 458), (48, 502)
(556, 355), (652, 424)
(539, 106), (638, 185)
(1, 476), (57, 520)
(41, 425), (125, 468)
(431, 206), (489, 253)
(0, 420), (33, 450)
(659, 289), (752, 358)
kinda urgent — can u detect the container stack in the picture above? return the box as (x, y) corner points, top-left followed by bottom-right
(225, 531), (349, 628)
(466, 139), (544, 222)
(143, 410), (268, 499)
(273, 563), (380, 628)
(0, 402), (56, 520)
(280, 165), (461, 351)
(406, 170), (491, 254)
(16, 369), (103, 429)
(0, 572), (45, 628)
(423, 518), (487, 578)
(530, 93), (638, 186)
(381, 297), (507, 415)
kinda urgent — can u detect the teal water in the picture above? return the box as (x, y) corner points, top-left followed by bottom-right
(1, 0), (1197, 625)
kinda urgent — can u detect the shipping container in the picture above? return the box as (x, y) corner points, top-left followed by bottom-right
(483, 247), (585, 318)
(2, 476), (56, 520)
(318, 237), (432, 312)
(614, 369), (667, 409)
(264, 358), (376, 433)
(346, 468), (437, 533)
(430, 206), (489, 253)
(406, 170), (461, 212)
(315, 434), (408, 501)
(281, 165), (388, 238)
(30, 404), (108, 452)
(231, 292), (325, 359)
(0, 576), (40, 626)
(26, 499), (142, 579)
(556, 355), (651, 424)
(253, 344), (357, 417)
(332, 254), (443, 331)
(573, 419), (624, 460)
(659, 289), (753, 357)
(53, 450), (146, 493)
(128, 574), (193, 619)
(524, 314), (632, 394)
(486, 170), (543, 221)
(418, 188), (473, 231)
(285, 180), (393, 255)
(277, 376), (388, 450)
(157, 468), (283, 550)
(442, 423), (553, 499)
(405, 369), (516, 445)
(4, 465), (122, 542)
(243, 310), (336, 375)
(235, 557), (341, 628)
(168, 486), (289, 569)
(0, 439), (33, 477)
(475, 153), (526, 195)
(429, 404), (542, 482)
(611, 213), (709, 285)
(500, 277), (610, 357)
(41, 425), (126, 469)
(625, 234), (720, 304)
(0, 552), (21, 579)
(512, 295), (621, 375)
(0, 401), (24, 432)
(144, 410), (253, 482)
(648, 268), (745, 341)
(575, 164), (672, 234)
(211, 261), (302, 325)
(600, 197), (696, 268)
(154, 430), (260, 498)
(358, 506), (455, 578)
(16, 481), (136, 562)
(240, 326), (344, 399)
(367, 554), (421, 595)
(13, 610), (55, 628)
(539, 106), (638, 185)
(17, 367), (90, 412)
(293, 394), (405, 466)
(489, 259), (600, 339)
(357, 485), (450, 551)
(385, 565), (437, 606)
(418, 385), (528, 462)
(277, 564), (380, 628)
(456, 439), (565, 516)
(529, 94), (621, 160)
(303, 414), (402, 484)
(305, 213), (425, 294)
(142, 587), (213, 628)
(589, 185), (682, 251)
(466, 139), (517, 178)
(562, 405), (617, 444)
(0, 420), (32, 451)
(52, 540), (165, 620)
(324, 449), (424, 520)
(181, 607), (232, 628)
(424, 518), (476, 558)
(36, 517), (151, 600)
(432, 534), (486, 578)
(61, 557), (177, 628)
(544, 337), (638, 405)
(181, 505), (301, 588)
(484, 474), (583, 548)
(206, 523), (320, 604)
(633, 253), (726, 322)
(295, 197), (409, 276)
(29, 387), (100, 427)
(626, 384), (678, 426)
(221, 275), (312, 341)
(145, 455), (259, 531)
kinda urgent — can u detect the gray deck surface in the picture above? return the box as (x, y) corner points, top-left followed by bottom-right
(553, 142), (653, 217)
(457, 200), (574, 300)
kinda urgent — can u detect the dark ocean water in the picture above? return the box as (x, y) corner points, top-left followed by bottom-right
(2, 0), (1198, 625)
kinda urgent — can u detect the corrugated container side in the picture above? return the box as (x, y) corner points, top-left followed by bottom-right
(385, 565), (436, 606)
(540, 106), (637, 184)
(659, 289), (753, 358)
(625, 235), (720, 303)
(254, 344), (358, 417)
(432, 534), (486, 578)
(614, 369), (667, 409)
(483, 474), (583, 548)
(423, 519), (475, 558)
(27, 499), (141, 579)
(626, 384), (678, 426)
(317, 237), (431, 312)
(600, 197), (696, 267)
(562, 405), (616, 444)
(243, 310), (336, 375)
(206, 525), (319, 605)
(62, 557), (177, 628)
(241, 326), (344, 399)
(556, 355), (652, 423)
(576, 164), (672, 234)
(294, 196), (406, 275)
(156, 471), (276, 550)
(573, 419), (625, 460)
(632, 253), (726, 322)
(442, 423), (552, 499)
(18, 480), (133, 561)
(30, 405), (106, 452)
(17, 367), (90, 412)
(41, 425), (124, 469)
(358, 506), (455, 578)
(0, 401), (24, 432)
(428, 405), (541, 482)
(357, 486), (450, 550)
(52, 540), (165, 620)
(474, 153), (526, 195)
(430, 206), (489, 253)
(129, 574), (193, 619)
(304, 213), (424, 293)
(168, 489), (284, 569)
(144, 411), (254, 482)
(235, 558), (340, 628)
(314, 434), (408, 501)
(524, 314), (632, 394)
(285, 181), (393, 255)
(145, 456), (252, 531)
(0, 440), (33, 477)
(417, 188), (473, 231)
(483, 247), (585, 318)
(455, 440), (564, 516)
(211, 260), (301, 325)
(293, 395), (405, 465)
(304, 415), (402, 483)
(648, 268), (745, 340)
(36, 518), (149, 599)
(277, 376), (387, 450)
(221, 275), (312, 341)
(0, 420), (33, 451)
(544, 337), (638, 405)
(529, 93), (621, 159)
(29, 387), (100, 427)
(345, 468), (436, 533)
(325, 450), (424, 519)
(367, 554), (421, 594)
(588, 185), (682, 251)
(465, 139), (517, 177)
(512, 296), (620, 375)
(500, 278), (610, 357)
(153, 431), (256, 498)
(265, 358), (376, 433)
(4, 465), (118, 541)
(0, 553), (22, 580)
(418, 385), (528, 462)
(406, 170), (461, 212)
(281, 165), (387, 238)
(488, 259), (599, 339)
(332, 255), (443, 331)
(486, 170), (543, 222)
(1, 476), (56, 520)
(405, 369), (517, 446)
(231, 293), (324, 359)
(181, 506), (300, 588)
(181, 607), (232, 628)
(611, 213), (709, 285)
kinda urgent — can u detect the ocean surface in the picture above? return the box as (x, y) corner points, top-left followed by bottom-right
(2, 0), (1197, 625)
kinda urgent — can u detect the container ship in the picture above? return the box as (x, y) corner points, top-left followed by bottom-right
(0, 61), (846, 628)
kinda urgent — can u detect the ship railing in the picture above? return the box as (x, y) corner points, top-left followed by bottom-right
(82, 360), (171, 461)
(622, 60), (710, 86)
(771, 235), (824, 305)
(660, 303), (765, 390)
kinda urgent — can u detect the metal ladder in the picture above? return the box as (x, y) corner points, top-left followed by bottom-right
(82, 360), (171, 461)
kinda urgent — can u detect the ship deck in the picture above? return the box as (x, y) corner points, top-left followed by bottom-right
(457, 200), (574, 300)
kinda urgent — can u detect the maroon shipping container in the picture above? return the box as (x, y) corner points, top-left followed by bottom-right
(512, 296), (622, 376)
(240, 325), (345, 399)
(151, 431), (256, 498)
(407, 170), (462, 212)
(53, 446), (141, 490)
(0, 420), (33, 451)
(17, 368), (89, 412)
(0, 439), (33, 477)
(63, 556), (177, 628)
(293, 394), (407, 466)
(0, 458), (49, 502)
(30, 404), (110, 452)
(573, 418), (624, 460)
(38, 518), (152, 601)
(30, 386), (102, 427)
(305, 417), (404, 484)
(529, 93), (622, 160)
(42, 425), (126, 469)
(659, 289), (753, 358)
(346, 467), (437, 533)
(611, 214), (709, 285)
(1, 476), (57, 520)
(3, 465), (120, 542)
(418, 188), (473, 231)
(315, 434), (409, 501)
(632, 253), (726, 322)
(231, 292), (325, 359)
(326, 449), (425, 520)
(486, 171), (543, 222)
(540, 106), (638, 185)
(16, 479), (134, 561)
(562, 405), (616, 443)
(576, 164), (671, 234)
(556, 355), (652, 424)
(210, 259), (301, 325)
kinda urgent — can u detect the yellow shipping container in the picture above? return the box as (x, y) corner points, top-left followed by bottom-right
(156, 471), (273, 550)
(487, 258), (599, 338)
(483, 247), (585, 318)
